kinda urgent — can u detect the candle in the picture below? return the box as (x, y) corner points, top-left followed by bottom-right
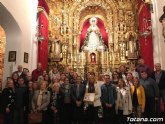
(112, 52), (115, 68)
(82, 52), (84, 65)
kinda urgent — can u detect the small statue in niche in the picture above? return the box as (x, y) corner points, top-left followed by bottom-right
(81, 17), (107, 51)
(159, 6), (165, 41)
(125, 31), (138, 59)
(49, 38), (62, 61)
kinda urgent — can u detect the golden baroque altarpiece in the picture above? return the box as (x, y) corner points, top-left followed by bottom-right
(47, 0), (139, 76)
(0, 26), (6, 82)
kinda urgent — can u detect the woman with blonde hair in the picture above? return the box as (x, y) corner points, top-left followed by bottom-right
(130, 76), (145, 118)
(32, 81), (50, 124)
(116, 78), (132, 124)
(84, 74), (101, 124)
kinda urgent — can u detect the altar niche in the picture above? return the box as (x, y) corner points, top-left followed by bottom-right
(47, 0), (139, 78)
(81, 17), (107, 52)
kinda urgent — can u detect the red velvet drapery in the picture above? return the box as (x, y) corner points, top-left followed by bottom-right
(38, 12), (49, 70)
(37, 0), (49, 70)
(80, 18), (108, 50)
(138, 0), (154, 69)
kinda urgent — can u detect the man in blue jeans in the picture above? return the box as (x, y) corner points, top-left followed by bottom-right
(101, 74), (117, 124)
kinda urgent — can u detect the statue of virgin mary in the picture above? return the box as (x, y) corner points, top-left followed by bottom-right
(81, 17), (107, 51)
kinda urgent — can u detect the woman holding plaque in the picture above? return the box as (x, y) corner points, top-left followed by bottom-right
(84, 74), (101, 124)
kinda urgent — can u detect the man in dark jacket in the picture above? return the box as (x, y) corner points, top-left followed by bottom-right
(151, 63), (165, 114)
(71, 76), (86, 124)
(140, 71), (159, 118)
(14, 65), (26, 78)
(101, 74), (117, 124)
(13, 77), (28, 124)
(136, 58), (152, 77)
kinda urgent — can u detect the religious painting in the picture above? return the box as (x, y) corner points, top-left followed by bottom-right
(24, 52), (29, 63)
(8, 51), (16, 62)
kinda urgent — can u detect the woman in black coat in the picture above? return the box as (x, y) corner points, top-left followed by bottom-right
(2, 78), (15, 124)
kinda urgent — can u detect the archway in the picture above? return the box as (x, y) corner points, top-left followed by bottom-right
(0, 3), (22, 87)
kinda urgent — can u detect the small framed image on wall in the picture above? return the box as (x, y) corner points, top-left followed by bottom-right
(24, 52), (28, 63)
(8, 51), (16, 62)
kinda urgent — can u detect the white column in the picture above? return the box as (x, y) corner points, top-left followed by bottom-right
(152, 0), (165, 69)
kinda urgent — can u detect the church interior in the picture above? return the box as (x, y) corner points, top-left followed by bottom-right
(0, 0), (165, 85)
(0, 0), (165, 123)
(0, 0), (165, 83)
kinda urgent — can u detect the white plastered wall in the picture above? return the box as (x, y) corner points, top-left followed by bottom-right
(0, 0), (38, 87)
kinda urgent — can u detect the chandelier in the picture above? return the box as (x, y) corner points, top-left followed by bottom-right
(140, 17), (152, 44)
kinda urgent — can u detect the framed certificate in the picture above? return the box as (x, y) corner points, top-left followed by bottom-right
(84, 93), (95, 102)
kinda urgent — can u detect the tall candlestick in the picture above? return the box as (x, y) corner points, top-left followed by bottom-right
(101, 52), (104, 65)
(107, 51), (109, 67)
(112, 52), (115, 68)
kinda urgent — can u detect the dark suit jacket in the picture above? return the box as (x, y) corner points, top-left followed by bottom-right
(2, 88), (15, 112)
(151, 70), (165, 90)
(14, 71), (26, 78)
(15, 84), (28, 110)
(71, 84), (86, 104)
(0, 90), (2, 113)
(49, 91), (63, 113)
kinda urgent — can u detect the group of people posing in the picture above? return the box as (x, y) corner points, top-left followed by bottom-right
(0, 58), (165, 124)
